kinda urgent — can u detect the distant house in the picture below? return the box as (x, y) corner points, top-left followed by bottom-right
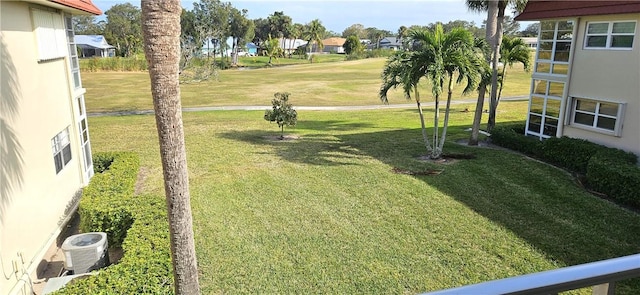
(278, 38), (308, 55)
(521, 37), (539, 49)
(515, 0), (640, 156)
(75, 35), (115, 57)
(245, 42), (258, 55)
(1, 1), (101, 294)
(379, 36), (403, 50)
(321, 37), (346, 53)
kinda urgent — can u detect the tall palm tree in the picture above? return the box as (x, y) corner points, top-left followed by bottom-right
(290, 23), (305, 58)
(303, 19), (325, 59)
(381, 24), (481, 159)
(466, 0), (528, 133)
(496, 35), (531, 103)
(141, 1), (200, 294)
(469, 37), (492, 145)
(397, 25), (408, 47)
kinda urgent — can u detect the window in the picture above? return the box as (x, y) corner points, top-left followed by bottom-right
(535, 20), (574, 75)
(585, 21), (636, 49)
(52, 127), (72, 173)
(527, 20), (575, 140)
(571, 98), (625, 136)
(65, 14), (82, 89)
(527, 80), (564, 138)
(31, 8), (66, 61)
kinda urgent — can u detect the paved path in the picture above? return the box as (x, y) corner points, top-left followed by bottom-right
(88, 95), (529, 117)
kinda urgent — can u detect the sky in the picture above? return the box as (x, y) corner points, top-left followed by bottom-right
(92, 0), (531, 34)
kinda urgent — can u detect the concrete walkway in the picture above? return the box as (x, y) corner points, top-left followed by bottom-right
(88, 95), (529, 117)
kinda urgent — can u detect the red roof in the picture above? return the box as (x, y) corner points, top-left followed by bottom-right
(515, 0), (640, 21)
(48, 0), (102, 15)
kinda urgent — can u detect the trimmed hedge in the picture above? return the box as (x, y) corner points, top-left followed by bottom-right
(587, 154), (640, 208)
(491, 124), (640, 209)
(490, 124), (543, 157)
(78, 152), (139, 247)
(541, 136), (637, 174)
(57, 152), (174, 294)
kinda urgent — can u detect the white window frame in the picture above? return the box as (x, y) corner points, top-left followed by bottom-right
(52, 127), (72, 174)
(570, 97), (626, 136)
(584, 21), (636, 50)
(535, 20), (574, 77)
(31, 8), (67, 61)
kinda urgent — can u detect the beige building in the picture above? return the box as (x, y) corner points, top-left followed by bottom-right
(1, 1), (101, 294)
(321, 37), (346, 54)
(516, 1), (640, 156)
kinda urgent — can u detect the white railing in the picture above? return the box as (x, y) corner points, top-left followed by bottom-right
(424, 253), (640, 295)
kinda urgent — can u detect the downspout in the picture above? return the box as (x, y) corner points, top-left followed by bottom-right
(556, 17), (580, 137)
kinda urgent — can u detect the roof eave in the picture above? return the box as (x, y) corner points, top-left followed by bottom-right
(47, 0), (102, 15)
(515, 1), (640, 21)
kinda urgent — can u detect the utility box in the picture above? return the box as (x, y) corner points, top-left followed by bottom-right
(61, 232), (109, 274)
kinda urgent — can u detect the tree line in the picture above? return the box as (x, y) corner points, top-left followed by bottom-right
(74, 0), (538, 60)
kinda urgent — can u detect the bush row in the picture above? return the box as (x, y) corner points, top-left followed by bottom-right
(57, 152), (174, 294)
(78, 152), (139, 247)
(491, 124), (640, 208)
(346, 49), (396, 61)
(80, 57), (148, 72)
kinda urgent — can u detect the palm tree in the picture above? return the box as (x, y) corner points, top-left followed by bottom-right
(380, 50), (432, 153)
(469, 38), (493, 145)
(466, 0), (528, 133)
(381, 24), (481, 159)
(497, 35), (531, 104)
(141, 1), (200, 294)
(290, 23), (305, 58)
(304, 19), (325, 58)
(397, 25), (408, 47)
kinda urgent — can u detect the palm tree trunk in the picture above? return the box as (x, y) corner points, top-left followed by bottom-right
(488, 0), (507, 132)
(141, 1), (200, 294)
(438, 75), (455, 156)
(469, 1), (498, 145)
(415, 89), (431, 153)
(496, 66), (508, 110)
(432, 91), (440, 159)
(469, 86), (487, 145)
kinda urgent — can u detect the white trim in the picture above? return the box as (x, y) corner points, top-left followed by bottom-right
(569, 97), (626, 137)
(584, 20), (636, 50)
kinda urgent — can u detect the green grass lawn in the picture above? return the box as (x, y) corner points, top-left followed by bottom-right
(81, 57), (532, 113)
(237, 54), (347, 67)
(88, 101), (640, 294)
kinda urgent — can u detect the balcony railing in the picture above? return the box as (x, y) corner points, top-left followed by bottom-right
(424, 253), (640, 295)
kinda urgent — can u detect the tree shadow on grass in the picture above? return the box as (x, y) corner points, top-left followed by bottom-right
(220, 127), (370, 167)
(336, 125), (640, 292)
(222, 118), (640, 292)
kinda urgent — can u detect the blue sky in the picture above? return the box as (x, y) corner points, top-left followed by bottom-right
(93, 0), (528, 34)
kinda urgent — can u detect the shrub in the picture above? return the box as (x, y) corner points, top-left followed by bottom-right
(79, 152), (139, 247)
(587, 153), (640, 208)
(56, 152), (174, 294)
(92, 153), (115, 174)
(56, 195), (173, 294)
(80, 57), (148, 72)
(490, 124), (640, 210)
(490, 124), (543, 157)
(541, 137), (636, 174)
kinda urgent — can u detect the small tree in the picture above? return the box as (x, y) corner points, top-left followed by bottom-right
(343, 35), (363, 55)
(264, 92), (297, 139)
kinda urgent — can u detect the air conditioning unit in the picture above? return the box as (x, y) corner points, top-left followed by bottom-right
(61, 232), (109, 274)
